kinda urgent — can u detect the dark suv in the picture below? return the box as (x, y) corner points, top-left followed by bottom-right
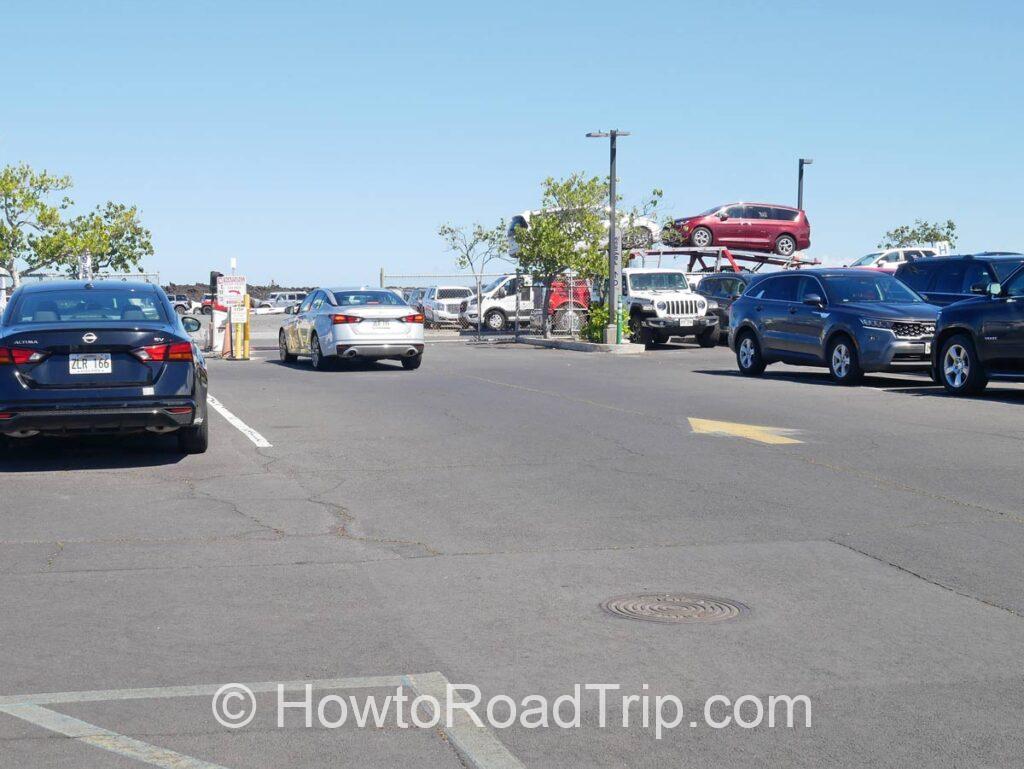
(696, 272), (765, 343)
(894, 253), (1024, 307)
(729, 269), (939, 385)
(932, 264), (1024, 395)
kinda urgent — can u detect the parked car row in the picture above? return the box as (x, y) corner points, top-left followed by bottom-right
(723, 257), (1024, 396)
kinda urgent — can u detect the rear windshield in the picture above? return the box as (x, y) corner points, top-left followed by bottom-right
(333, 290), (405, 306)
(10, 289), (168, 324)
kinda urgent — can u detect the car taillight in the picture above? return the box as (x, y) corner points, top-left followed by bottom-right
(331, 314), (363, 324)
(399, 313), (424, 323)
(132, 342), (193, 362)
(0, 413), (14, 420)
(0, 347), (48, 365)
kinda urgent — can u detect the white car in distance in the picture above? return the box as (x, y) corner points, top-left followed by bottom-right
(422, 285), (474, 327)
(279, 287), (425, 370)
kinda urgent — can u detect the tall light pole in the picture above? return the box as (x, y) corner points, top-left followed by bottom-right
(587, 129), (630, 344)
(797, 158), (813, 211)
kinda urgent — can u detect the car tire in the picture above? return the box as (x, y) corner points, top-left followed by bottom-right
(690, 227), (713, 248)
(827, 335), (864, 385)
(201, 306), (212, 316)
(310, 335), (331, 371)
(279, 331), (297, 363)
(484, 309), (507, 332)
(697, 327), (718, 348)
(939, 334), (988, 395)
(174, 305), (186, 315)
(735, 331), (766, 376)
(775, 234), (797, 257)
(401, 354), (422, 370)
(628, 314), (650, 346)
(177, 415), (209, 454)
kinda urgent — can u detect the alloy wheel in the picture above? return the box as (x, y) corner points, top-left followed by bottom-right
(832, 343), (850, 378)
(692, 229), (712, 247)
(944, 344), (969, 389)
(739, 337), (755, 369)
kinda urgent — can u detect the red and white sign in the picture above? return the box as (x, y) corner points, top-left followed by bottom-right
(217, 275), (246, 307)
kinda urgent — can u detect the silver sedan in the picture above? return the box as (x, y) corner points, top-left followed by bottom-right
(279, 287), (425, 370)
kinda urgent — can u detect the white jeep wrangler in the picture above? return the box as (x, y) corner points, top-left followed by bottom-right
(622, 268), (719, 348)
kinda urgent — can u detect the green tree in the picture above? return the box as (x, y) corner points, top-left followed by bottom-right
(0, 163), (73, 286)
(878, 219), (957, 249)
(437, 220), (511, 334)
(513, 173), (608, 337)
(54, 202), (154, 278)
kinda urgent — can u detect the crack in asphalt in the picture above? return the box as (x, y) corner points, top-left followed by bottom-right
(829, 538), (1022, 618)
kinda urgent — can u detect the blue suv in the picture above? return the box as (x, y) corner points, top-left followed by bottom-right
(729, 269), (939, 385)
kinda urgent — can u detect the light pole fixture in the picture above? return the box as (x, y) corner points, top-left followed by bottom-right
(798, 158), (813, 211)
(587, 130), (631, 344)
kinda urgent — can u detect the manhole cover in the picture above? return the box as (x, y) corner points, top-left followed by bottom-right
(600, 593), (749, 624)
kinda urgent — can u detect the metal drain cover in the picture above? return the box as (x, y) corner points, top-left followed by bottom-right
(600, 593), (749, 624)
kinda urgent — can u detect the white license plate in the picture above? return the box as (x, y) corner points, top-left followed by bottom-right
(373, 320), (391, 329)
(69, 353), (112, 375)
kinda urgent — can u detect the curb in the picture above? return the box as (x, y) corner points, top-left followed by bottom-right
(517, 337), (646, 354)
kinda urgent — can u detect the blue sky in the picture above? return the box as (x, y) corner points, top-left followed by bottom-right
(3, 1), (1022, 285)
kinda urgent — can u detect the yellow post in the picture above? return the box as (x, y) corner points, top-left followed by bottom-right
(243, 294), (251, 360)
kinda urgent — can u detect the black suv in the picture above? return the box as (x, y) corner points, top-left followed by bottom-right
(932, 264), (1024, 395)
(894, 253), (1024, 307)
(696, 272), (766, 343)
(729, 269), (938, 385)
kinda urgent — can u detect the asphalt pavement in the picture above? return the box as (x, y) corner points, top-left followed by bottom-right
(2, 334), (1023, 768)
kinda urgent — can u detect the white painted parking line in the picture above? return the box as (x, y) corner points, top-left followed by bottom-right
(1, 672), (525, 769)
(0, 704), (230, 769)
(206, 394), (272, 448)
(405, 672), (526, 769)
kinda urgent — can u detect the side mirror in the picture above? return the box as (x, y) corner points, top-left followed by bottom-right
(182, 316), (202, 333)
(717, 211), (729, 220)
(988, 282), (1003, 298)
(803, 293), (824, 307)
(730, 293), (742, 301)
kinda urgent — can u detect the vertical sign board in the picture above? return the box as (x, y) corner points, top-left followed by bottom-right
(217, 275), (246, 307)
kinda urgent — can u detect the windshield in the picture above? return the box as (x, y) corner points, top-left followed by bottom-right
(993, 259), (1024, 280)
(849, 253), (882, 267)
(482, 277), (506, 293)
(333, 290), (405, 306)
(10, 289), (168, 324)
(823, 273), (922, 304)
(629, 272), (690, 291)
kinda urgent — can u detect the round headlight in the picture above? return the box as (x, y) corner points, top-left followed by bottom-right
(656, 301), (667, 311)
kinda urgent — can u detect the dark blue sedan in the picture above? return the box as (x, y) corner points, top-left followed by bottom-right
(0, 281), (209, 453)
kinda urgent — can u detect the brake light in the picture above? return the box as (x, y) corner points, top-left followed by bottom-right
(0, 347), (48, 365)
(132, 342), (193, 362)
(399, 313), (425, 324)
(0, 413), (14, 420)
(166, 406), (193, 414)
(331, 314), (363, 324)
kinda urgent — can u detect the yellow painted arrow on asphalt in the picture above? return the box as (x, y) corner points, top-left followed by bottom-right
(688, 418), (802, 445)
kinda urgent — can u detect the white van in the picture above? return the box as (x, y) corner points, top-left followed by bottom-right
(460, 275), (533, 331)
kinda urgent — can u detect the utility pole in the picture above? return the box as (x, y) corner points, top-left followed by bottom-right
(587, 129), (631, 344)
(798, 158), (813, 211)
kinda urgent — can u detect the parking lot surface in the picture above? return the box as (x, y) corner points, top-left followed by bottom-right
(3, 339), (1023, 768)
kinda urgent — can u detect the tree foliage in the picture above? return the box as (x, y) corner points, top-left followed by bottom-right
(878, 219), (957, 249)
(0, 164), (152, 285)
(0, 163), (73, 286)
(438, 221), (510, 278)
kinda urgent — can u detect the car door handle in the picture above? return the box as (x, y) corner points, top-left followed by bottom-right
(754, 305), (763, 312)
(789, 307), (798, 314)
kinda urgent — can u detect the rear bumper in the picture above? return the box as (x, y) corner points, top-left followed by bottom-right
(0, 399), (199, 434)
(335, 343), (424, 359)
